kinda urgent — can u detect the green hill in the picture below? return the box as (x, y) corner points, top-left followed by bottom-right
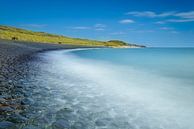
(0, 25), (145, 47)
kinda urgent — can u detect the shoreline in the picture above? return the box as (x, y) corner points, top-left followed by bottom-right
(0, 39), (100, 66)
(0, 39), (98, 128)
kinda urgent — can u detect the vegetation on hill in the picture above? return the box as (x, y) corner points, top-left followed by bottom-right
(107, 40), (146, 48)
(0, 25), (145, 47)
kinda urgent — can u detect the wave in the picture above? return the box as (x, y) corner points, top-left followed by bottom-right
(36, 49), (194, 129)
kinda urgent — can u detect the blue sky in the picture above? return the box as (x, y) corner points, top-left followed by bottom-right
(1, 0), (194, 47)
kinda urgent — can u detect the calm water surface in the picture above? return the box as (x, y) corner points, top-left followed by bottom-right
(21, 48), (194, 129)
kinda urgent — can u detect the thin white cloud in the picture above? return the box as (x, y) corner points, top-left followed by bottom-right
(110, 32), (126, 35)
(170, 31), (179, 34)
(159, 27), (179, 33)
(158, 12), (176, 17)
(127, 11), (175, 18)
(71, 24), (106, 31)
(175, 11), (194, 19)
(94, 24), (106, 28)
(156, 18), (194, 24)
(160, 27), (173, 30)
(155, 21), (166, 24)
(135, 30), (155, 33)
(127, 11), (194, 23)
(72, 26), (91, 30)
(166, 19), (194, 23)
(119, 19), (135, 24)
(95, 28), (105, 31)
(127, 11), (155, 17)
(94, 23), (106, 31)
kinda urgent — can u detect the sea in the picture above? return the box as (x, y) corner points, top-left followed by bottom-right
(21, 48), (194, 129)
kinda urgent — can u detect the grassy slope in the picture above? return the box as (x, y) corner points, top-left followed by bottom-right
(0, 25), (144, 47)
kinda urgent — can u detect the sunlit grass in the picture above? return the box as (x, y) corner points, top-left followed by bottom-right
(0, 25), (143, 47)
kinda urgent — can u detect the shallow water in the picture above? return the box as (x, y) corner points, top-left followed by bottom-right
(21, 48), (194, 129)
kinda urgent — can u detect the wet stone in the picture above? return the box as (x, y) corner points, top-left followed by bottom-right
(21, 98), (34, 105)
(16, 85), (23, 88)
(52, 119), (70, 129)
(0, 106), (14, 113)
(8, 113), (27, 123)
(44, 112), (55, 120)
(0, 87), (8, 92)
(0, 95), (6, 99)
(0, 98), (6, 104)
(0, 121), (15, 129)
(95, 119), (109, 127)
(35, 117), (50, 125)
(56, 108), (75, 120)
(71, 122), (85, 129)
(23, 125), (39, 129)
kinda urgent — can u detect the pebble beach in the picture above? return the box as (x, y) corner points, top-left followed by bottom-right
(0, 39), (87, 128)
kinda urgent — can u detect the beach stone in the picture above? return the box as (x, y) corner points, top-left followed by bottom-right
(0, 95), (6, 99)
(56, 107), (74, 120)
(35, 117), (50, 124)
(0, 40), (84, 124)
(95, 119), (107, 126)
(52, 119), (70, 129)
(23, 125), (39, 129)
(21, 98), (33, 105)
(0, 87), (8, 92)
(8, 113), (27, 123)
(0, 98), (6, 104)
(95, 117), (113, 127)
(0, 121), (15, 129)
(0, 106), (14, 112)
(71, 122), (85, 129)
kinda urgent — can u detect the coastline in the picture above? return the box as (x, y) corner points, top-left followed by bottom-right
(0, 39), (97, 128)
(0, 39), (142, 128)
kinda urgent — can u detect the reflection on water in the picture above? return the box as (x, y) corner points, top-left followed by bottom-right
(21, 48), (194, 129)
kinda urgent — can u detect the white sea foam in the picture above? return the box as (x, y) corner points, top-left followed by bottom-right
(37, 49), (194, 129)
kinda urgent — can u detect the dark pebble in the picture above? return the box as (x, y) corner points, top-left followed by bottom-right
(95, 118), (111, 127)
(71, 122), (85, 129)
(52, 119), (70, 129)
(0, 121), (15, 129)
(21, 98), (33, 105)
(8, 113), (27, 123)
(0, 106), (14, 112)
(23, 125), (39, 129)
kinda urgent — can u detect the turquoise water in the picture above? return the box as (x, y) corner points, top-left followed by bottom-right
(72, 48), (194, 80)
(23, 48), (194, 129)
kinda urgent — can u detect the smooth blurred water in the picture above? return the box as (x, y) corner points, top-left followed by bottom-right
(72, 48), (194, 80)
(22, 48), (194, 129)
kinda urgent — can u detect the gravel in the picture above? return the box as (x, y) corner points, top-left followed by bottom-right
(0, 39), (89, 126)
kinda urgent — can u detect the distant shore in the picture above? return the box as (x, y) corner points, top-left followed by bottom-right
(0, 25), (145, 48)
(0, 39), (97, 67)
(0, 39), (97, 128)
